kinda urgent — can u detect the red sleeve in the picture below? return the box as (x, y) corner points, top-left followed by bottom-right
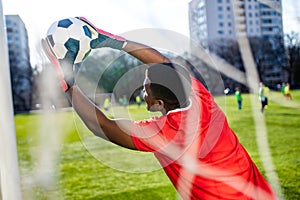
(131, 115), (176, 153)
(130, 117), (162, 152)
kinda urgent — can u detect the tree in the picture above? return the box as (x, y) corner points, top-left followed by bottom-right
(9, 56), (33, 113)
(285, 31), (300, 87)
(249, 36), (287, 86)
(76, 49), (144, 102)
(208, 39), (246, 93)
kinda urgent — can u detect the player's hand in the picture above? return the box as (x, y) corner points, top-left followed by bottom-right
(41, 38), (78, 92)
(76, 17), (127, 50)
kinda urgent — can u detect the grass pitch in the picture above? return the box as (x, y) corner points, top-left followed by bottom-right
(15, 90), (300, 199)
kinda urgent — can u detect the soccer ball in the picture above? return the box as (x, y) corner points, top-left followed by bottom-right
(46, 17), (92, 64)
(224, 88), (230, 95)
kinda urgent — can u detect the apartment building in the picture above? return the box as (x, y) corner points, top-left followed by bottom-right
(189, 0), (286, 86)
(5, 15), (32, 113)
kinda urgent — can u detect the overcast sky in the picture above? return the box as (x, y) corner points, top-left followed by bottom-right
(2, 0), (299, 65)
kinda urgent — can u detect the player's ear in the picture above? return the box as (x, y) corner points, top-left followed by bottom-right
(156, 100), (165, 111)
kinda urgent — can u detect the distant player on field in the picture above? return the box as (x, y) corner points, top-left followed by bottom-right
(235, 87), (242, 110)
(258, 82), (269, 113)
(135, 95), (142, 107)
(103, 96), (111, 111)
(42, 17), (277, 200)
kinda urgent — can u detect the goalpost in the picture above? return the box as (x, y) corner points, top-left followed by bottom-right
(0, 1), (22, 199)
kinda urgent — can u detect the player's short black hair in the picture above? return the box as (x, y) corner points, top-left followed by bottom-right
(147, 62), (192, 108)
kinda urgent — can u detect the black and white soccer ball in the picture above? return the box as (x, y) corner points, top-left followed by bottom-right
(46, 17), (92, 64)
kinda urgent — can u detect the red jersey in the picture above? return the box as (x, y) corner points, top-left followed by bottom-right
(130, 77), (277, 200)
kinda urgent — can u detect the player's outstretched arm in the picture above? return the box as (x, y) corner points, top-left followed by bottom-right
(123, 40), (170, 65)
(77, 17), (170, 64)
(66, 86), (136, 149)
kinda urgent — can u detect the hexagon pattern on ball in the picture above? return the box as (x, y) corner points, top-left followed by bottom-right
(46, 17), (92, 64)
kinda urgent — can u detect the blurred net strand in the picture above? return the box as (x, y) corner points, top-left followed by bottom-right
(24, 43), (65, 199)
(189, 43), (248, 85)
(238, 35), (284, 198)
(232, 0), (284, 198)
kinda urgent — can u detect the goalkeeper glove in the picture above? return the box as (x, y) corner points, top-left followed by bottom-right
(41, 38), (78, 92)
(76, 17), (127, 50)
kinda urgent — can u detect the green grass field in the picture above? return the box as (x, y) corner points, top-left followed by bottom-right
(14, 90), (300, 199)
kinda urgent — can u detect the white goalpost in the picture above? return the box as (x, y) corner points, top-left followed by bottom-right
(0, 1), (22, 199)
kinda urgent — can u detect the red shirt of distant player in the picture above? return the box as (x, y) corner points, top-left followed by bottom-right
(131, 77), (277, 200)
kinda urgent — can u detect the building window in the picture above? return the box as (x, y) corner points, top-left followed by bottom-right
(218, 14), (223, 19)
(6, 27), (13, 33)
(7, 35), (13, 42)
(273, 27), (280, 33)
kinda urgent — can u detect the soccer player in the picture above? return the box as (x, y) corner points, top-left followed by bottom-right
(258, 82), (269, 113)
(135, 95), (142, 107)
(103, 96), (111, 111)
(284, 83), (292, 100)
(42, 17), (277, 200)
(235, 87), (242, 110)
